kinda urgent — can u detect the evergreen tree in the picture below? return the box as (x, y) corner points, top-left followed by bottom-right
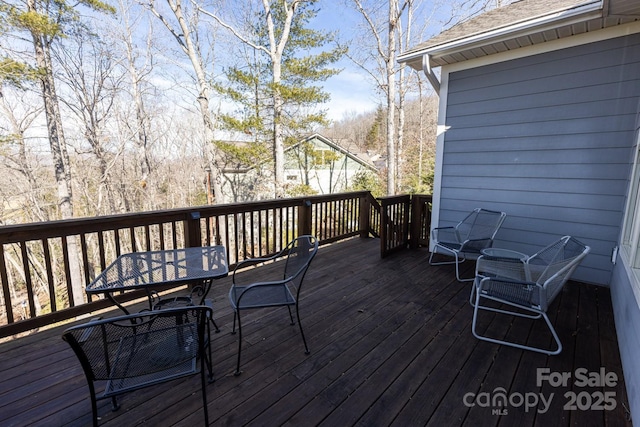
(210, 1), (345, 196)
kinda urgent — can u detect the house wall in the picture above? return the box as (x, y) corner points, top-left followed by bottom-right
(436, 33), (640, 285)
(610, 255), (640, 424)
(291, 156), (370, 194)
(284, 137), (375, 195)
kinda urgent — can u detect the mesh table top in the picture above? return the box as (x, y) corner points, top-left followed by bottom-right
(86, 246), (228, 294)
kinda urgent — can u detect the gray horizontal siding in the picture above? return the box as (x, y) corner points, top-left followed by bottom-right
(450, 81), (640, 117)
(438, 33), (640, 285)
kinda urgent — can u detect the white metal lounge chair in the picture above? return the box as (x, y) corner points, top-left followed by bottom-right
(429, 208), (507, 281)
(471, 235), (590, 355)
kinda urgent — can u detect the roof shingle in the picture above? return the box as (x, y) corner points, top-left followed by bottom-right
(405, 0), (593, 54)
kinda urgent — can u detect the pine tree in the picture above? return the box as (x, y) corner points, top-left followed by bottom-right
(208, 1), (345, 197)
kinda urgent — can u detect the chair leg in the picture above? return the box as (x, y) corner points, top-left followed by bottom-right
(454, 253), (474, 282)
(203, 319), (214, 383)
(231, 310), (238, 334)
(204, 299), (220, 333)
(469, 277), (479, 306)
(88, 384), (99, 427)
(111, 396), (120, 411)
(234, 310), (243, 376)
(286, 306), (295, 325)
(210, 317), (220, 333)
(429, 248), (459, 266)
(197, 313), (212, 425)
(199, 343), (210, 426)
(472, 291), (561, 355)
(429, 248), (473, 282)
(295, 303), (310, 355)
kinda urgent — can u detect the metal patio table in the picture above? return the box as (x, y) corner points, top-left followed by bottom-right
(86, 246), (228, 315)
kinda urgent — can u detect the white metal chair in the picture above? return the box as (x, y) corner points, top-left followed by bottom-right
(229, 235), (319, 375)
(471, 235), (590, 355)
(429, 208), (507, 281)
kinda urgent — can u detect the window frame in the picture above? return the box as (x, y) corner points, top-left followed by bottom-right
(620, 130), (640, 307)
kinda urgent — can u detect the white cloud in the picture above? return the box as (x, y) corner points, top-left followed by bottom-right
(322, 69), (380, 122)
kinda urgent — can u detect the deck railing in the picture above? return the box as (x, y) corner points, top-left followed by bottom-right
(0, 191), (430, 338)
(378, 194), (432, 257)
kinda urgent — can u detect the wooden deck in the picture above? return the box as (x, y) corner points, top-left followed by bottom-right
(0, 238), (632, 426)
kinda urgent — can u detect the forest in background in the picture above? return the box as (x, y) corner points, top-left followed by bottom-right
(0, 0), (511, 226)
(0, 0), (513, 321)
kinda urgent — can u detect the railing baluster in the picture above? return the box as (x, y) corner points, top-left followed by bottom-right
(0, 245), (13, 324)
(80, 234), (92, 302)
(20, 242), (35, 317)
(60, 236), (74, 308)
(98, 232), (106, 271)
(41, 239), (55, 312)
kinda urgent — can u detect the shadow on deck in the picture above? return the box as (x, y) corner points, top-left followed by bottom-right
(0, 237), (632, 426)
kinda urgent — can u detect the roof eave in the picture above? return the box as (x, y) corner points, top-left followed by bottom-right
(399, 0), (604, 70)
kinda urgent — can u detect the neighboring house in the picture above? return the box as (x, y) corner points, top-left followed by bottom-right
(222, 133), (378, 201)
(399, 0), (640, 421)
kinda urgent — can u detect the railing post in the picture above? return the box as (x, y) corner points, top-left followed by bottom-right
(415, 195), (432, 248)
(298, 200), (313, 236)
(360, 193), (371, 238)
(380, 199), (389, 257)
(185, 212), (202, 248)
(410, 195), (420, 249)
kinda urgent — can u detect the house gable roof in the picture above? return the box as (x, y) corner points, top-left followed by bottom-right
(223, 133), (378, 174)
(289, 134), (378, 171)
(399, 0), (640, 71)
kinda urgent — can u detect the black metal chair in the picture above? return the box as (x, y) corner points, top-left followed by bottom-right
(151, 286), (220, 333)
(229, 235), (319, 375)
(429, 208), (507, 281)
(62, 306), (213, 426)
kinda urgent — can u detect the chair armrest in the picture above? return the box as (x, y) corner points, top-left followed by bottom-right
(431, 226), (457, 242)
(234, 254), (279, 269)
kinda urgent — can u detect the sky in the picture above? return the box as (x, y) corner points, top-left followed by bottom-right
(321, 68), (383, 122)
(311, 0), (511, 122)
(312, 0), (449, 123)
(313, 4), (383, 122)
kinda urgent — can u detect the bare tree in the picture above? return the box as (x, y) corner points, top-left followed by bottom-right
(351, 0), (409, 195)
(118, 0), (155, 203)
(55, 34), (124, 215)
(2, 0), (116, 306)
(0, 84), (50, 222)
(144, 0), (226, 203)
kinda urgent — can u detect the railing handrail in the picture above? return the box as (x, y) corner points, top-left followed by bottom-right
(0, 191), (373, 338)
(0, 191), (371, 244)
